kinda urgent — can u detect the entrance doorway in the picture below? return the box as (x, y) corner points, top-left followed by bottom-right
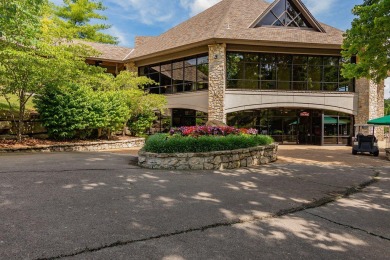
(227, 108), (353, 145)
(171, 109), (208, 127)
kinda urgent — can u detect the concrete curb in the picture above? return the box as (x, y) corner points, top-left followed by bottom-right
(0, 138), (145, 153)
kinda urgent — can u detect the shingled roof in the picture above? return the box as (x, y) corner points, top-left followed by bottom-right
(81, 41), (134, 62)
(130, 0), (344, 60)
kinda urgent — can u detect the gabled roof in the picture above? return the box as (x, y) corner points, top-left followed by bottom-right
(250, 0), (325, 32)
(130, 0), (344, 61)
(81, 41), (134, 62)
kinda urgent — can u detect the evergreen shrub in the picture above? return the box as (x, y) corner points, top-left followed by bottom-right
(143, 133), (274, 153)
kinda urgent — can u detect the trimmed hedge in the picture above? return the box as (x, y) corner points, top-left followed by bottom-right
(143, 134), (274, 153)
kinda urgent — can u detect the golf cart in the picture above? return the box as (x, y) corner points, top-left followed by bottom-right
(352, 124), (379, 156)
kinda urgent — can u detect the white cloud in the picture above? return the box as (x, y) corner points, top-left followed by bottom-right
(180, 0), (221, 16)
(106, 26), (131, 46)
(302, 0), (337, 16)
(106, 0), (179, 25)
(177, 0), (336, 18)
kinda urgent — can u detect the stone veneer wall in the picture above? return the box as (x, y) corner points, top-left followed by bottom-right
(355, 78), (384, 140)
(0, 139), (145, 153)
(208, 44), (226, 123)
(125, 62), (138, 73)
(138, 144), (278, 170)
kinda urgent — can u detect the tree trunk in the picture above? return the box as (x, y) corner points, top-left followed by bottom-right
(122, 123), (127, 136)
(17, 91), (25, 143)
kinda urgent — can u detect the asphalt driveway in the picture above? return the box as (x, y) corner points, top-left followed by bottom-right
(0, 146), (389, 259)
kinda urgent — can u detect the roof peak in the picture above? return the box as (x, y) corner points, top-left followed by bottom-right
(130, 0), (343, 60)
(250, 0), (325, 32)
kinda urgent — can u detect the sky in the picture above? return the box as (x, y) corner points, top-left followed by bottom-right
(50, 0), (362, 47)
(50, 0), (389, 98)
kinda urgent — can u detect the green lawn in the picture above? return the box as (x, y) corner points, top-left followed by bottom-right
(0, 94), (36, 112)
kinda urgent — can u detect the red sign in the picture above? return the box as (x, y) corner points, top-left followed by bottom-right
(300, 112), (310, 117)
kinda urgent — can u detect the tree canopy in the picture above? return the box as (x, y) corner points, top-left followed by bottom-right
(55, 0), (118, 44)
(0, 0), (45, 46)
(0, 0), (110, 141)
(342, 0), (390, 83)
(385, 99), (390, 115)
(0, 0), (166, 141)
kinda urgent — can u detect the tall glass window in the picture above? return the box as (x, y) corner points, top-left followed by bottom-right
(227, 52), (354, 92)
(139, 54), (209, 94)
(227, 109), (353, 145)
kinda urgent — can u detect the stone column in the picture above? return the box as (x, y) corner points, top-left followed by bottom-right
(208, 44), (226, 123)
(125, 62), (138, 74)
(355, 78), (384, 140)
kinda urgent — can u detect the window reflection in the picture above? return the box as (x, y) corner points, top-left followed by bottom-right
(256, 0), (313, 29)
(227, 52), (354, 92)
(139, 54), (209, 94)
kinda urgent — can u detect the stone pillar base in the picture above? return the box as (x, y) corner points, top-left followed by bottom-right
(208, 44), (226, 123)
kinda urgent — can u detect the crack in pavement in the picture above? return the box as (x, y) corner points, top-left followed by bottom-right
(34, 169), (381, 260)
(304, 211), (390, 241)
(296, 178), (346, 189)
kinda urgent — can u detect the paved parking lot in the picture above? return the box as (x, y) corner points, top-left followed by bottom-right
(0, 146), (389, 259)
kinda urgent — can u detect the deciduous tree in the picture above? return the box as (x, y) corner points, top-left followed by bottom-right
(342, 0), (390, 83)
(0, 0), (109, 141)
(109, 71), (167, 136)
(385, 99), (390, 115)
(55, 0), (118, 44)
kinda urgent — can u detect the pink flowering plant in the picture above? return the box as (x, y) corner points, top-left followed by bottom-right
(169, 126), (258, 137)
(144, 125), (272, 153)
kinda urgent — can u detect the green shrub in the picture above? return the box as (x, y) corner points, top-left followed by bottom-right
(143, 134), (274, 153)
(89, 91), (128, 136)
(34, 84), (128, 140)
(127, 111), (156, 137)
(34, 84), (93, 139)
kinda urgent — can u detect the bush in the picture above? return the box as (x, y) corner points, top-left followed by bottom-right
(34, 84), (93, 139)
(143, 133), (274, 153)
(127, 111), (156, 137)
(89, 91), (128, 136)
(34, 84), (128, 140)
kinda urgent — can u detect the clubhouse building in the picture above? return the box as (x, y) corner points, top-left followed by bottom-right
(86, 0), (384, 145)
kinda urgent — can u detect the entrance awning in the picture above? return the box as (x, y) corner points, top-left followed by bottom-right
(367, 115), (390, 125)
(324, 116), (350, 125)
(289, 117), (351, 125)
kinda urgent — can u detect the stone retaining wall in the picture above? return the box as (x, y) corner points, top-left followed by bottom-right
(138, 144), (278, 170)
(0, 138), (145, 153)
(386, 148), (390, 161)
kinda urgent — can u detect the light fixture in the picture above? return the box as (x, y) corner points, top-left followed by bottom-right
(213, 54), (218, 59)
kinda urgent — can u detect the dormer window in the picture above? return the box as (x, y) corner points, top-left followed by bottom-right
(256, 0), (312, 29)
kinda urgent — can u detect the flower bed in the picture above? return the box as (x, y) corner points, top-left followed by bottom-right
(144, 126), (273, 154)
(169, 126), (258, 136)
(138, 126), (277, 170)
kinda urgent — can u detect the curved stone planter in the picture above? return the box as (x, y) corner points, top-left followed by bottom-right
(138, 144), (278, 170)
